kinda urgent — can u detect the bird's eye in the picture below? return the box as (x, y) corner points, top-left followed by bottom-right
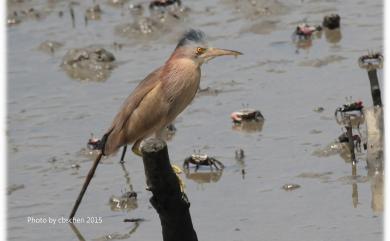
(196, 47), (206, 55)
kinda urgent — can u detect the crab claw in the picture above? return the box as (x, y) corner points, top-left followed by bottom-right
(231, 111), (243, 123)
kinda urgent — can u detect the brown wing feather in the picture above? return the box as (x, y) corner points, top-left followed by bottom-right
(102, 67), (163, 155)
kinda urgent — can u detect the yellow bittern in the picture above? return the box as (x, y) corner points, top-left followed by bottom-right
(69, 29), (242, 219)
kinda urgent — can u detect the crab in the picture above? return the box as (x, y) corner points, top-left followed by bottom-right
(149, 0), (181, 10)
(294, 23), (322, 38)
(183, 153), (224, 171)
(335, 101), (364, 113)
(358, 52), (383, 70)
(87, 133), (102, 150)
(335, 101), (364, 127)
(231, 108), (264, 124)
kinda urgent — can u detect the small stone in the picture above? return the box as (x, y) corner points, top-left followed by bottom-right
(282, 183), (301, 191)
(313, 107), (324, 113)
(49, 157), (57, 163)
(310, 129), (322, 134)
(323, 14), (340, 30)
(71, 164), (80, 169)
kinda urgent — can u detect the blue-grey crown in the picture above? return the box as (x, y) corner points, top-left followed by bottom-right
(176, 29), (206, 48)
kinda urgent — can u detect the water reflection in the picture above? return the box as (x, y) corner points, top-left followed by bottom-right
(69, 221), (141, 241)
(348, 160), (383, 213)
(315, 111), (364, 163)
(313, 141), (357, 163)
(294, 30), (322, 51)
(235, 149), (245, 179)
(365, 106), (383, 212)
(324, 28), (342, 44)
(92, 221), (140, 241)
(108, 163), (138, 212)
(69, 223), (86, 241)
(184, 169), (223, 185)
(351, 163), (358, 208)
(370, 170), (383, 213)
(335, 112), (365, 128)
(69, 163), (141, 240)
(232, 120), (264, 133)
(77, 147), (101, 161)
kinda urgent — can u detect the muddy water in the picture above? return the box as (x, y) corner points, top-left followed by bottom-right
(7, 0), (383, 240)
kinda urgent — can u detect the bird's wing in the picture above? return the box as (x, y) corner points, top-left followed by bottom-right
(102, 67), (164, 155)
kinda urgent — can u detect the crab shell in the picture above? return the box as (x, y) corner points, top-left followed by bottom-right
(191, 154), (208, 161)
(358, 53), (383, 69)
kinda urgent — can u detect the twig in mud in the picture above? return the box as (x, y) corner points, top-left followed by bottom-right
(345, 117), (356, 164)
(358, 52), (383, 107)
(69, 4), (75, 28)
(123, 218), (145, 223)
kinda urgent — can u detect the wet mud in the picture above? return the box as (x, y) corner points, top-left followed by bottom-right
(7, 0), (383, 240)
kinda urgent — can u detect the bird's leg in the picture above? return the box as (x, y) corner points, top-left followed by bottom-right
(120, 145), (127, 164)
(69, 152), (103, 219)
(131, 140), (143, 157)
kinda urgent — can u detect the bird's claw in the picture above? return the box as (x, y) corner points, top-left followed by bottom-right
(171, 164), (185, 192)
(132, 145), (143, 157)
(171, 164), (182, 174)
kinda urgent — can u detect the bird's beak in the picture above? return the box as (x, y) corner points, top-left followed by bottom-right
(202, 48), (242, 62)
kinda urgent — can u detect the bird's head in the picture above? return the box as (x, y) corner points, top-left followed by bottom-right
(171, 29), (242, 66)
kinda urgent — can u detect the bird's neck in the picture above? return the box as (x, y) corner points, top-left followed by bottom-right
(164, 58), (200, 76)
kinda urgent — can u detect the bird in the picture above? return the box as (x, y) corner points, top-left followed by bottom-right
(69, 29), (242, 219)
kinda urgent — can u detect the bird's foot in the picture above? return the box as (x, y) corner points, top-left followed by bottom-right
(131, 144), (143, 157)
(131, 139), (144, 157)
(171, 164), (182, 174)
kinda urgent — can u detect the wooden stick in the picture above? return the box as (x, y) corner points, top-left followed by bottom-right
(345, 119), (356, 164)
(141, 138), (198, 241)
(367, 69), (382, 107)
(69, 152), (103, 220)
(69, 4), (75, 28)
